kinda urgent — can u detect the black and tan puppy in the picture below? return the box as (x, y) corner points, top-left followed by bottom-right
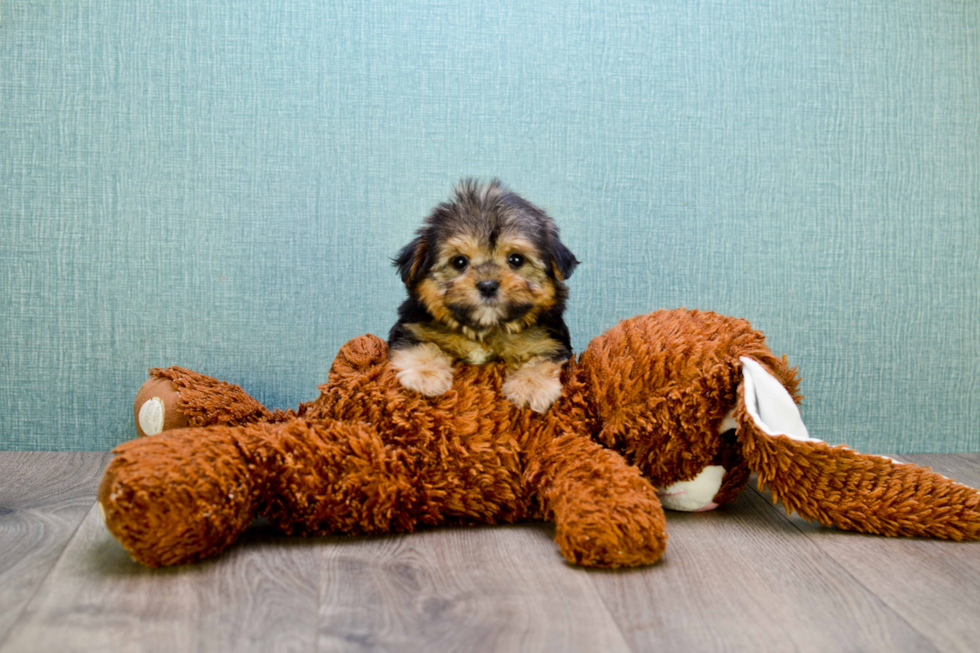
(388, 179), (579, 413)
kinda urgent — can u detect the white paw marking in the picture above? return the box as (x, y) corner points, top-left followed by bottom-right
(397, 364), (454, 396)
(390, 344), (455, 397)
(503, 359), (563, 413)
(138, 397), (165, 435)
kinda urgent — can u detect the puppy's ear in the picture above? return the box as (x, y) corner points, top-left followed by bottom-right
(547, 239), (579, 281)
(394, 236), (430, 285)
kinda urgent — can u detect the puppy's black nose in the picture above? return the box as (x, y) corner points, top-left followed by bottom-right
(477, 280), (500, 298)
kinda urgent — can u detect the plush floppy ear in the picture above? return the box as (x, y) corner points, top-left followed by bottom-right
(393, 236), (430, 285)
(735, 356), (980, 540)
(547, 239), (579, 281)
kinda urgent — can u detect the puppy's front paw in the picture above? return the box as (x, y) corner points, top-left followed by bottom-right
(398, 365), (454, 396)
(503, 357), (564, 413)
(390, 343), (454, 396)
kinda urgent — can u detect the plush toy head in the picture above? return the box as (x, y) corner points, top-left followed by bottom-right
(100, 309), (980, 568)
(584, 311), (980, 538)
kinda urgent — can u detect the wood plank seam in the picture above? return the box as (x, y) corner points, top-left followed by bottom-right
(0, 452), (112, 651)
(0, 502), (97, 650)
(578, 571), (636, 652)
(312, 540), (323, 653)
(744, 480), (943, 651)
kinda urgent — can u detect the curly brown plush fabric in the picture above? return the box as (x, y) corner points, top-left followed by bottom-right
(99, 309), (980, 568)
(581, 310), (801, 490)
(103, 334), (667, 567)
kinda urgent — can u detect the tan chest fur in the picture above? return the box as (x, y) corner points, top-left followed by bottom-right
(406, 322), (562, 365)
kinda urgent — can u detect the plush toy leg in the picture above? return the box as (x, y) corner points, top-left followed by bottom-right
(736, 357), (980, 540)
(99, 426), (263, 566)
(100, 418), (421, 567)
(133, 366), (292, 437)
(526, 432), (668, 567)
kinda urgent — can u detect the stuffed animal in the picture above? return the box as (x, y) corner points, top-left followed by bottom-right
(99, 309), (980, 568)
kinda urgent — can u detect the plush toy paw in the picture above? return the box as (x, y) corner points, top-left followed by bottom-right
(99, 427), (258, 566)
(133, 375), (188, 437)
(555, 499), (668, 567)
(390, 343), (454, 396)
(503, 357), (563, 413)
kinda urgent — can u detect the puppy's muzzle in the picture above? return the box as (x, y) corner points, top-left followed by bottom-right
(477, 280), (500, 299)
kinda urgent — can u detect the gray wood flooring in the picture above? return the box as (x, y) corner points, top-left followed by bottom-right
(1, 451), (978, 652)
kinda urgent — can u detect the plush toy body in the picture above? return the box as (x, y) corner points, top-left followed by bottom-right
(100, 309), (980, 567)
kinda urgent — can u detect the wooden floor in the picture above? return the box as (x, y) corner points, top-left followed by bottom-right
(1, 452), (978, 652)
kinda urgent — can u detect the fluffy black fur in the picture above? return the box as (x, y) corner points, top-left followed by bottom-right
(388, 179), (578, 362)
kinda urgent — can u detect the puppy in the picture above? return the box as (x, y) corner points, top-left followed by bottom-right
(388, 179), (579, 413)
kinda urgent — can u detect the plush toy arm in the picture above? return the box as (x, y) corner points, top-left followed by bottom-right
(134, 366), (292, 437)
(736, 357), (980, 540)
(525, 427), (668, 567)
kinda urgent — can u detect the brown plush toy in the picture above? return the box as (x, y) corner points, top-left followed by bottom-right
(99, 309), (980, 568)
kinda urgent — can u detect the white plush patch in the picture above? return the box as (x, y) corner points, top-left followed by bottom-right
(138, 397), (165, 436)
(876, 454), (907, 465)
(740, 357), (822, 443)
(658, 465), (726, 512)
(718, 409), (737, 434)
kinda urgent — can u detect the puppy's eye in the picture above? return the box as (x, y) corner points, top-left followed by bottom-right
(507, 253), (525, 269)
(451, 255), (469, 271)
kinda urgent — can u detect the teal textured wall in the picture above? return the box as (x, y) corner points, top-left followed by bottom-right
(2, 1), (978, 451)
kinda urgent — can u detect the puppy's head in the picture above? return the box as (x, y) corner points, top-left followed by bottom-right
(395, 179), (578, 335)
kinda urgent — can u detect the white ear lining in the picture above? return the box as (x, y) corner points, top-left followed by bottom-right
(739, 357), (822, 444)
